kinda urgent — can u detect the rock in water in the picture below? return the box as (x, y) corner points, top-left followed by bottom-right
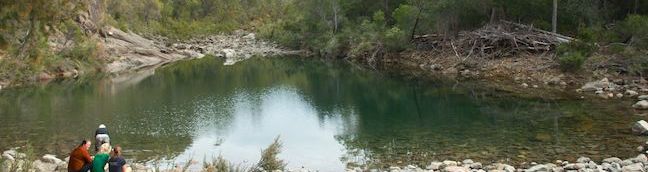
(632, 120), (648, 135)
(633, 100), (648, 110)
(640, 95), (648, 100)
(627, 90), (640, 97)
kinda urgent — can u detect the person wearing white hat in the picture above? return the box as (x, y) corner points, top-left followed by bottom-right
(95, 124), (110, 152)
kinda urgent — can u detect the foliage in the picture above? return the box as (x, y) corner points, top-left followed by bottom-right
(556, 40), (596, 72)
(558, 51), (587, 72)
(619, 47), (648, 76)
(622, 15), (648, 49)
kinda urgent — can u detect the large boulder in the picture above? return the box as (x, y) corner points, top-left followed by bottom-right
(633, 120), (648, 135)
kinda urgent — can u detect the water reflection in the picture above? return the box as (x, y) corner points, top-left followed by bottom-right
(175, 87), (347, 171)
(0, 56), (642, 171)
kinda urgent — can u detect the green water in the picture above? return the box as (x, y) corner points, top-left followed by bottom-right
(0, 57), (642, 171)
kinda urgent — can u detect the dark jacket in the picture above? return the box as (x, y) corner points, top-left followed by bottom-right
(95, 127), (109, 135)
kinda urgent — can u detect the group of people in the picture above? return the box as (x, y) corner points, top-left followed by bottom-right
(67, 124), (129, 172)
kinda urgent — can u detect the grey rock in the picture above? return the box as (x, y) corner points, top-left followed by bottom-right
(470, 162), (483, 169)
(586, 161), (597, 169)
(444, 166), (470, 172)
(634, 101), (648, 110)
(620, 159), (634, 166)
(443, 160), (459, 167)
(550, 167), (564, 172)
(563, 163), (585, 170)
(462, 159), (474, 165)
(627, 90), (640, 97)
(621, 163), (644, 172)
(603, 157), (622, 164)
(524, 164), (548, 172)
(577, 157), (591, 163)
(639, 95), (648, 100)
(581, 78), (616, 92)
(428, 161), (443, 170)
(632, 120), (648, 135)
(632, 154), (648, 163)
(41, 154), (62, 164)
(487, 163), (515, 172)
(32, 160), (58, 172)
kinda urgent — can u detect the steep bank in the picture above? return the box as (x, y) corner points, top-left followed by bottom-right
(0, 13), (294, 89)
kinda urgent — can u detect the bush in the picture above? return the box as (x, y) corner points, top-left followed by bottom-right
(557, 41), (597, 57)
(383, 27), (410, 52)
(622, 15), (648, 49)
(619, 47), (648, 76)
(558, 51), (587, 72)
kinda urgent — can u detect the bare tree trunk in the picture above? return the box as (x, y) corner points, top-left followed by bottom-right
(410, 9), (421, 41)
(635, 0), (639, 14)
(490, 7), (496, 24)
(331, 1), (339, 33)
(552, 0), (558, 33)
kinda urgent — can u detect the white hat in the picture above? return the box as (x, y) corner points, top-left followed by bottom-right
(99, 124), (106, 128)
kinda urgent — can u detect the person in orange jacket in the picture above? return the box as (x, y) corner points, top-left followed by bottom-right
(68, 140), (93, 172)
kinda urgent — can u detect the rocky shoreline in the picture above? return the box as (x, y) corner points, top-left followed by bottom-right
(101, 28), (298, 75)
(6, 141), (648, 172)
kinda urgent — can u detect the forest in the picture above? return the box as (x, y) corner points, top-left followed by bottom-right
(1, 0), (648, 82)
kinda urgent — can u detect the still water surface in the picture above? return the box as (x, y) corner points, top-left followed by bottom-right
(0, 57), (642, 171)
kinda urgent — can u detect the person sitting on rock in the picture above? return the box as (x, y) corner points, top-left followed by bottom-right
(95, 124), (110, 152)
(68, 140), (93, 172)
(92, 143), (111, 172)
(108, 146), (128, 172)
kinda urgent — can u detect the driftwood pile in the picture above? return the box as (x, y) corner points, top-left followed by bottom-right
(413, 21), (574, 59)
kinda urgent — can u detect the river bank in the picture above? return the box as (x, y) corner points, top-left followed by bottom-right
(0, 13), (297, 90)
(5, 139), (648, 172)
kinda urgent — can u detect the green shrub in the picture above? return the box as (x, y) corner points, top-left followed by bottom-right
(383, 27), (410, 52)
(608, 43), (627, 54)
(557, 41), (597, 57)
(622, 15), (648, 49)
(577, 26), (621, 43)
(558, 51), (587, 72)
(620, 47), (648, 76)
